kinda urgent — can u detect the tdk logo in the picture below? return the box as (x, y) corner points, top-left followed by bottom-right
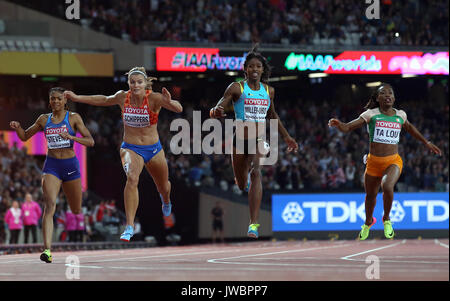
(389, 200), (405, 222)
(282, 202), (304, 224)
(280, 200), (448, 224)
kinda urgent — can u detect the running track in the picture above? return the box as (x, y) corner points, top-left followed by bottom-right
(0, 239), (448, 281)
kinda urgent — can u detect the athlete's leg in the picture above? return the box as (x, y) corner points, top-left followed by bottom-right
(41, 174), (62, 250)
(231, 152), (251, 191)
(62, 178), (82, 214)
(364, 173), (382, 226)
(381, 165), (401, 222)
(120, 148), (145, 227)
(145, 149), (171, 204)
(248, 153), (263, 225)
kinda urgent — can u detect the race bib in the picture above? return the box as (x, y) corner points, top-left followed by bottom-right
(123, 106), (150, 127)
(373, 120), (401, 144)
(244, 98), (269, 122)
(45, 125), (71, 149)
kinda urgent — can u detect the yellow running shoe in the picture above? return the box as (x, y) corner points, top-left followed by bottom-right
(40, 249), (52, 263)
(358, 217), (376, 241)
(383, 219), (395, 239)
(247, 224), (260, 238)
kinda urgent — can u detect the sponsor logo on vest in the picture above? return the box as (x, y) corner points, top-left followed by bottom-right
(124, 107), (149, 114)
(45, 127), (68, 135)
(375, 121), (401, 129)
(245, 98), (269, 106)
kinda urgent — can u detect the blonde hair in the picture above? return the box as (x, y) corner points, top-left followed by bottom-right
(125, 67), (157, 90)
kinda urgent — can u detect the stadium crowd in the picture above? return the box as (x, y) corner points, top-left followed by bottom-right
(9, 0), (449, 47)
(1, 83), (448, 243)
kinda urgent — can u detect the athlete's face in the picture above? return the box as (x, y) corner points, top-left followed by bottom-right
(49, 91), (66, 111)
(245, 58), (264, 81)
(128, 74), (147, 95)
(377, 86), (395, 107)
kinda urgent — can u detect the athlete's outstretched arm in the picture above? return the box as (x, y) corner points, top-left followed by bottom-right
(328, 116), (365, 133)
(210, 82), (241, 118)
(403, 120), (442, 156)
(156, 87), (183, 113)
(266, 86), (298, 153)
(59, 113), (95, 147)
(9, 114), (47, 141)
(64, 90), (125, 107)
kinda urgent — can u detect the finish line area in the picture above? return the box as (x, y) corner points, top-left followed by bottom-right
(0, 239), (447, 281)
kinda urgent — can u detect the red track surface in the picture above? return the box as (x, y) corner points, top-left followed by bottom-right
(0, 239), (448, 281)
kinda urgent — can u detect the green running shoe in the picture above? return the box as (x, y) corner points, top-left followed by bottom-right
(40, 249), (52, 263)
(358, 217), (376, 241)
(383, 220), (395, 239)
(247, 223), (260, 238)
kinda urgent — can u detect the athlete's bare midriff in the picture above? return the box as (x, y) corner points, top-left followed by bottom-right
(47, 148), (76, 159)
(369, 142), (398, 157)
(123, 124), (160, 145)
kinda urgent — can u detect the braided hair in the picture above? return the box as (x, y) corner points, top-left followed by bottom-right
(243, 44), (272, 83)
(364, 83), (393, 110)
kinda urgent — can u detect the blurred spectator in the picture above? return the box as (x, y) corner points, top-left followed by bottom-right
(9, 0), (449, 46)
(21, 192), (42, 244)
(75, 212), (85, 242)
(4, 200), (22, 244)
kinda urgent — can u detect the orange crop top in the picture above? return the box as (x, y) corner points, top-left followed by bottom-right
(122, 90), (158, 127)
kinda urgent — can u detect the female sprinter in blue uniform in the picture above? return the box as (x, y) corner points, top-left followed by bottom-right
(65, 67), (182, 242)
(210, 45), (298, 238)
(10, 87), (94, 262)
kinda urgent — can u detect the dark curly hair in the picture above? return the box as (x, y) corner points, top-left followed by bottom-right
(364, 83), (393, 110)
(243, 44), (272, 83)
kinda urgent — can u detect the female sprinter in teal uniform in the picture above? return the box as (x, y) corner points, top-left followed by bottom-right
(10, 87), (94, 262)
(210, 45), (298, 238)
(65, 67), (182, 241)
(328, 83), (442, 240)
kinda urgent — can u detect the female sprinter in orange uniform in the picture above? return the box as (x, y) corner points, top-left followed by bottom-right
(10, 87), (94, 262)
(210, 46), (298, 239)
(65, 67), (182, 241)
(328, 83), (442, 240)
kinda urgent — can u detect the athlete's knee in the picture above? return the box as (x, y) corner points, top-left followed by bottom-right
(365, 192), (378, 202)
(381, 181), (395, 194)
(43, 197), (56, 214)
(126, 173), (140, 187)
(250, 167), (261, 180)
(158, 180), (171, 195)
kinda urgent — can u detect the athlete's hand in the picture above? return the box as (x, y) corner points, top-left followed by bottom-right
(64, 90), (78, 102)
(426, 141), (442, 156)
(328, 118), (341, 128)
(285, 136), (298, 153)
(9, 121), (21, 130)
(161, 87), (172, 103)
(210, 106), (226, 118)
(59, 131), (72, 140)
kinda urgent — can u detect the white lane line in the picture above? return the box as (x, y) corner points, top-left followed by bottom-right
(341, 240), (406, 261)
(435, 239), (449, 249)
(207, 242), (354, 265)
(88, 249), (252, 263)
